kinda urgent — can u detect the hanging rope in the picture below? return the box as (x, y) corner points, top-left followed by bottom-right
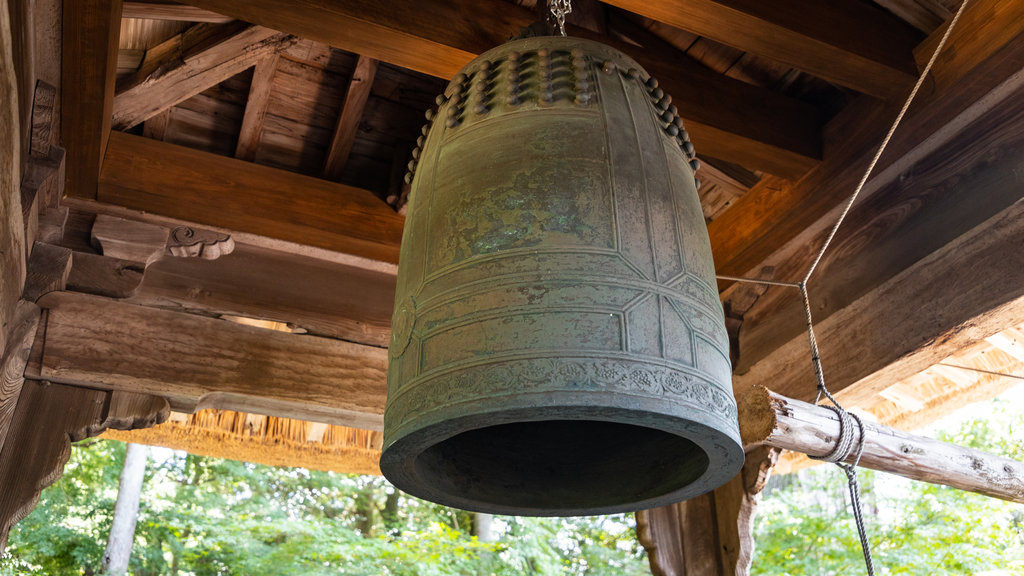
(719, 1), (972, 574)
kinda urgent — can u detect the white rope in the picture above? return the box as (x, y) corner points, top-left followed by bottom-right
(722, 2), (972, 573)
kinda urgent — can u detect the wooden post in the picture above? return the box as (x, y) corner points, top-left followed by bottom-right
(738, 386), (1024, 503)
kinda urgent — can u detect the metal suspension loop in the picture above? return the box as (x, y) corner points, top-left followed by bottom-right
(548, 0), (573, 36)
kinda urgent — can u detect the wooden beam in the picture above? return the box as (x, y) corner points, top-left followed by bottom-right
(739, 387), (1024, 503)
(323, 55), (378, 180)
(710, 0), (1024, 288)
(98, 131), (405, 264)
(601, 0), (920, 100)
(0, 301), (39, 456)
(636, 446), (779, 576)
(131, 243), (395, 347)
(61, 0), (121, 199)
(112, 22), (296, 130)
(733, 196), (1024, 406)
(734, 75), (1024, 375)
(234, 54), (278, 161)
(176, 0), (821, 178)
(121, 1), (233, 22)
(1, 0), (26, 360)
(25, 291), (389, 430)
(0, 381), (167, 549)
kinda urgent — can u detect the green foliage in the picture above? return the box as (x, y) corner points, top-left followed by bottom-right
(0, 442), (648, 575)
(752, 394), (1024, 576)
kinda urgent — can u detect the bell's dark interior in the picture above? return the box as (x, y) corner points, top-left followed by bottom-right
(414, 420), (709, 513)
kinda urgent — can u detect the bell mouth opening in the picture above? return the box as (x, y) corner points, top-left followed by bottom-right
(411, 419), (710, 516)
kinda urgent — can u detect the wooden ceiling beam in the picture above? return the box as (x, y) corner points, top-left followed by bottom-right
(734, 83), (1024, 376)
(175, 0), (821, 178)
(710, 0), (1024, 289)
(25, 291), (389, 430)
(733, 195), (1024, 405)
(61, 0), (122, 200)
(323, 55), (378, 181)
(601, 0), (921, 100)
(98, 131), (405, 264)
(112, 22), (297, 130)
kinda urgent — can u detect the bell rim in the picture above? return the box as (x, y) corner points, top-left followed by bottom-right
(380, 399), (744, 517)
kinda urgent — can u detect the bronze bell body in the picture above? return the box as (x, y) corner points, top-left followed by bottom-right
(381, 36), (743, 516)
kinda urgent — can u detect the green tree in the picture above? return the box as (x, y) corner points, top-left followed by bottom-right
(1, 440), (648, 575)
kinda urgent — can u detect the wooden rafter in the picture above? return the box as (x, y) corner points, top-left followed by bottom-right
(98, 132), (405, 264)
(600, 0), (921, 100)
(323, 55), (378, 181)
(175, 0), (822, 178)
(234, 54), (279, 161)
(24, 291), (389, 430)
(112, 22), (297, 130)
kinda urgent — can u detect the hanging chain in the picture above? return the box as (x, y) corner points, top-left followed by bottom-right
(548, 0), (573, 36)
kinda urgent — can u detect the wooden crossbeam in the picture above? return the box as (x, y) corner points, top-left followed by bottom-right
(25, 291), (389, 430)
(176, 0), (821, 178)
(60, 0), (121, 199)
(112, 22), (296, 130)
(323, 55), (378, 181)
(234, 55), (279, 161)
(98, 132), (405, 264)
(733, 196), (1024, 405)
(733, 75), (1024, 376)
(710, 0), (1024, 291)
(601, 0), (921, 100)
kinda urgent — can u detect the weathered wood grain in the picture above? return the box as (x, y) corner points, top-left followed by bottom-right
(0, 1), (26, 358)
(323, 55), (378, 180)
(735, 80), (1024, 375)
(112, 22), (296, 130)
(0, 381), (168, 549)
(636, 447), (779, 576)
(234, 55), (279, 161)
(61, 0), (121, 199)
(27, 291), (388, 430)
(131, 243), (394, 347)
(91, 214), (169, 266)
(734, 196), (1024, 407)
(176, 0), (821, 178)
(710, 0), (1024, 290)
(739, 387), (1024, 503)
(601, 0), (921, 100)
(21, 242), (71, 303)
(28, 80), (55, 158)
(99, 132), (405, 264)
(0, 301), (40, 457)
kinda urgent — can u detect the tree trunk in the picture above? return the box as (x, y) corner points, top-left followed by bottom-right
(102, 443), (148, 576)
(472, 512), (495, 542)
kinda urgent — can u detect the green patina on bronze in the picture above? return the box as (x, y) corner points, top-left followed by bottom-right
(381, 36), (743, 517)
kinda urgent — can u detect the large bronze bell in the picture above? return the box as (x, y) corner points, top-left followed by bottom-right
(381, 36), (743, 516)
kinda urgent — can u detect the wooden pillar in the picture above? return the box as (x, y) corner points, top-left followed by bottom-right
(636, 447), (779, 576)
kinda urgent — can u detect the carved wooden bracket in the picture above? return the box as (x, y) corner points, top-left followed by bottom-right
(0, 382), (168, 550)
(168, 225), (235, 259)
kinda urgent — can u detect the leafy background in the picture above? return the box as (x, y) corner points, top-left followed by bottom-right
(2, 388), (1021, 575)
